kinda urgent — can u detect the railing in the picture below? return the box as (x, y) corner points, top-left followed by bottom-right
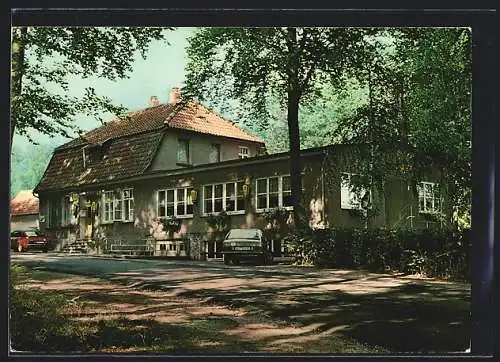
(109, 239), (155, 256)
(393, 204), (444, 230)
(393, 204), (415, 229)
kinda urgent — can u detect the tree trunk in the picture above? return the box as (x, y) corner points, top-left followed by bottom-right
(10, 27), (27, 150)
(286, 28), (307, 229)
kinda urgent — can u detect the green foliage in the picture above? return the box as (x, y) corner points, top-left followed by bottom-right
(184, 27), (367, 133)
(10, 142), (54, 197)
(284, 227), (470, 281)
(184, 27), (368, 228)
(162, 216), (182, 234)
(262, 207), (289, 226)
(11, 27), (171, 144)
(205, 211), (230, 232)
(334, 28), (471, 224)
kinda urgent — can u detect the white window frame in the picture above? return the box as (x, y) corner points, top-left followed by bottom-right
(340, 172), (371, 210)
(255, 175), (294, 213)
(122, 188), (134, 222)
(202, 181), (245, 216)
(156, 187), (194, 219)
(177, 138), (190, 164)
(102, 191), (114, 223)
(417, 181), (441, 214)
(101, 188), (135, 224)
(209, 143), (221, 163)
(238, 146), (249, 159)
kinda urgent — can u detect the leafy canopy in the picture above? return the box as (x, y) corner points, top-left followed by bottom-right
(11, 27), (170, 144)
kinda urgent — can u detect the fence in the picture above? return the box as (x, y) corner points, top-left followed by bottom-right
(109, 238), (155, 256)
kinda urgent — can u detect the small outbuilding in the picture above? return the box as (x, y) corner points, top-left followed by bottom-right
(10, 190), (39, 231)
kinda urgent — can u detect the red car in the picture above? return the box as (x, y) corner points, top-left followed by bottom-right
(10, 229), (57, 253)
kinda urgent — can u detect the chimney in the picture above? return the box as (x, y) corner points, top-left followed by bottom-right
(169, 87), (180, 104)
(150, 96), (160, 107)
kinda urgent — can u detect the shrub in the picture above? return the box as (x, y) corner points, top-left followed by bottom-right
(285, 227), (470, 281)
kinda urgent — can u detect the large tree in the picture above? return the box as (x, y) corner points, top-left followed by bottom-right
(183, 27), (367, 228)
(10, 27), (170, 148)
(334, 28), (472, 228)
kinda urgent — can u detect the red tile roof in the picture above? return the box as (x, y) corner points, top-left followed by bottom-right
(58, 101), (263, 150)
(37, 99), (264, 192)
(11, 190), (39, 215)
(36, 132), (164, 192)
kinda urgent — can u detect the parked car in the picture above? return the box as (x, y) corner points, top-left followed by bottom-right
(10, 229), (57, 253)
(222, 228), (273, 265)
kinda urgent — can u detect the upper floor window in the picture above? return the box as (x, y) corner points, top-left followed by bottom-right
(177, 139), (190, 164)
(417, 181), (441, 214)
(340, 173), (370, 210)
(157, 187), (194, 218)
(203, 181), (245, 215)
(102, 188), (134, 223)
(209, 143), (221, 163)
(255, 175), (293, 212)
(238, 146), (249, 159)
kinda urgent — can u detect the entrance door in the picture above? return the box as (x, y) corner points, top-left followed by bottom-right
(85, 205), (93, 239)
(207, 240), (215, 258)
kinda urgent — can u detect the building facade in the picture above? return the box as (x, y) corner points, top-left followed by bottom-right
(10, 190), (40, 231)
(35, 89), (446, 258)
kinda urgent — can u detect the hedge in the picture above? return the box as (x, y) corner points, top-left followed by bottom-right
(283, 227), (471, 281)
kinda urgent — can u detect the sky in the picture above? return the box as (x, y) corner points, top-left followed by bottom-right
(12, 27), (196, 150)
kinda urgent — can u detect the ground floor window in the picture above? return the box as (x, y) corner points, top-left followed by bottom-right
(255, 175), (292, 212)
(157, 187), (194, 218)
(417, 181), (441, 214)
(340, 173), (370, 210)
(101, 188), (135, 223)
(203, 181), (245, 215)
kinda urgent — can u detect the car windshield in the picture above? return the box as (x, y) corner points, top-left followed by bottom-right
(24, 230), (40, 237)
(226, 229), (261, 240)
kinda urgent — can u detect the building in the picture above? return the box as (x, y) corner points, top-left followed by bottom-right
(10, 190), (39, 231)
(34, 88), (446, 258)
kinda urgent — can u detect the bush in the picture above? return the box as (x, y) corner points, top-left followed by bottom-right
(285, 227), (471, 281)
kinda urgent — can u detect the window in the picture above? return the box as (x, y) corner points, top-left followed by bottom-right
(177, 139), (190, 164)
(203, 181), (245, 215)
(157, 187), (194, 218)
(209, 144), (221, 163)
(238, 146), (249, 159)
(418, 181), (441, 214)
(101, 188), (135, 223)
(255, 175), (293, 212)
(122, 189), (134, 222)
(47, 199), (61, 228)
(45, 199), (61, 228)
(61, 196), (72, 226)
(340, 173), (370, 210)
(114, 190), (122, 220)
(102, 191), (114, 223)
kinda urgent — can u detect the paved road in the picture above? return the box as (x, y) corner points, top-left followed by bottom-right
(11, 252), (471, 352)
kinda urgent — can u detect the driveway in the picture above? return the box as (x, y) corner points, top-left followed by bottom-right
(10, 252), (471, 352)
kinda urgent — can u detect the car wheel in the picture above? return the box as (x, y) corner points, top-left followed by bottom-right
(224, 256), (231, 265)
(43, 248), (48, 253)
(17, 244), (23, 252)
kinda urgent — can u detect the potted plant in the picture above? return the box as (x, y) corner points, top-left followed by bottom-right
(163, 216), (182, 235)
